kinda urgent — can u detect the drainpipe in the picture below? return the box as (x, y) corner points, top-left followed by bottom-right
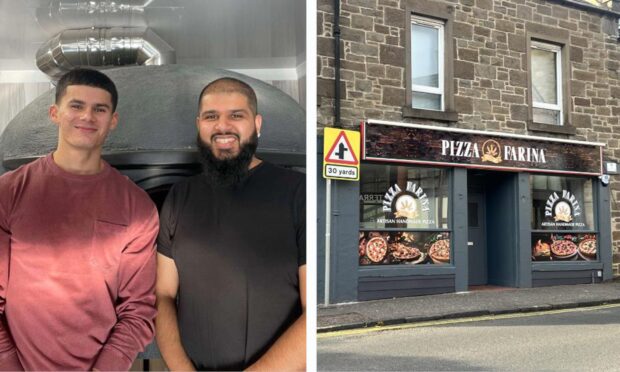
(613, 0), (620, 41)
(334, 0), (341, 128)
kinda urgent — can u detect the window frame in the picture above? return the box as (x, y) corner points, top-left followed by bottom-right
(530, 175), (597, 234)
(359, 163), (451, 231)
(358, 162), (453, 267)
(404, 0), (457, 122)
(410, 15), (445, 111)
(529, 174), (599, 263)
(531, 41), (563, 126)
(526, 25), (575, 135)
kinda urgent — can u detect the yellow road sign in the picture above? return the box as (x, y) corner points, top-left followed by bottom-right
(323, 127), (360, 181)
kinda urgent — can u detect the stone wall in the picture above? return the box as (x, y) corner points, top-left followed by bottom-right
(317, 0), (620, 274)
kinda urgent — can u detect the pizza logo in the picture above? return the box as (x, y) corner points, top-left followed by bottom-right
(382, 182), (430, 221)
(544, 190), (581, 224)
(553, 201), (572, 222)
(393, 194), (418, 219)
(481, 140), (502, 164)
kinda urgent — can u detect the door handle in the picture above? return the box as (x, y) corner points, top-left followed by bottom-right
(467, 242), (474, 246)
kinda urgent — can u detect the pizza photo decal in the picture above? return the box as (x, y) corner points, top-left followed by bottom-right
(531, 233), (596, 262)
(359, 231), (450, 266)
(366, 236), (388, 263)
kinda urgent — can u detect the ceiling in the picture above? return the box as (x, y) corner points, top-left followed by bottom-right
(0, 0), (306, 83)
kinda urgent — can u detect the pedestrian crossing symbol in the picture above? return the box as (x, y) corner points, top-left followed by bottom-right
(323, 127), (360, 181)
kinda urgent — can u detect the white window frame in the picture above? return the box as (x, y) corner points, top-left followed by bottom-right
(411, 15), (444, 111)
(531, 41), (563, 125)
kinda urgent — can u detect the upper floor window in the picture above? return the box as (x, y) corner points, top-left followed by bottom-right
(526, 24), (575, 135)
(531, 41), (563, 126)
(404, 1), (456, 122)
(411, 16), (444, 111)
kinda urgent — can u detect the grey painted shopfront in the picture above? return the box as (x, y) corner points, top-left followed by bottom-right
(319, 120), (612, 304)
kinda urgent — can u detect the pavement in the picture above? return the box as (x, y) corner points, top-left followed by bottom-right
(317, 280), (620, 333)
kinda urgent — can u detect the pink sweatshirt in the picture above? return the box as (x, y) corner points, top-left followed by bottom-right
(0, 154), (158, 371)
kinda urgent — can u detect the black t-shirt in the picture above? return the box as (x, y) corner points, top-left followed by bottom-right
(157, 162), (305, 371)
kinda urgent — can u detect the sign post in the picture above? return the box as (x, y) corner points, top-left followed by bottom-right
(323, 127), (360, 305)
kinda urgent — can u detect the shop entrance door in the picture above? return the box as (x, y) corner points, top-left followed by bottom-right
(468, 193), (487, 285)
(468, 170), (518, 288)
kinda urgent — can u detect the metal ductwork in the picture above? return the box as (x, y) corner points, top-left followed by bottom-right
(36, 27), (176, 79)
(35, 0), (150, 33)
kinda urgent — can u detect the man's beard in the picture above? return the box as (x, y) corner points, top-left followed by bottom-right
(196, 131), (258, 187)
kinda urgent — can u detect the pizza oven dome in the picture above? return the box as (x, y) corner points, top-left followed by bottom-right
(0, 65), (305, 175)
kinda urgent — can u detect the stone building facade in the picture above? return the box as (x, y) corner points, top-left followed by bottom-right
(317, 0), (620, 278)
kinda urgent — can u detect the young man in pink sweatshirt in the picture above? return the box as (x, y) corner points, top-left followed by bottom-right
(0, 68), (158, 371)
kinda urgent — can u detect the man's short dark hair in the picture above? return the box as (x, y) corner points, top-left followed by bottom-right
(198, 77), (258, 115)
(55, 68), (119, 112)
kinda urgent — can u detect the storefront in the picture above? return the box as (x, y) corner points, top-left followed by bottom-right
(319, 119), (613, 303)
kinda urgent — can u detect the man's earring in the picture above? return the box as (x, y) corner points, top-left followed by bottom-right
(257, 132), (261, 138)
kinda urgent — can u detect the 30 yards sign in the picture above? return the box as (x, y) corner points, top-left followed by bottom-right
(323, 127), (360, 181)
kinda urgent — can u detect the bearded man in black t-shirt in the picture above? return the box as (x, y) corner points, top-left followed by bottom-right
(155, 77), (306, 371)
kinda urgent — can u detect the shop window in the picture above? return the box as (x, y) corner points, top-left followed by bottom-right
(530, 175), (597, 262)
(359, 163), (450, 266)
(404, 0), (457, 122)
(531, 41), (563, 126)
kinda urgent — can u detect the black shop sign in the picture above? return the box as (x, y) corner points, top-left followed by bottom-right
(362, 121), (603, 176)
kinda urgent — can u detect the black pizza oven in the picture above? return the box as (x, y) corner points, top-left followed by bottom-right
(0, 65), (305, 364)
(0, 65), (306, 209)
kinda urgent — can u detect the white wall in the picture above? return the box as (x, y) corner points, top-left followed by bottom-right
(0, 82), (53, 138)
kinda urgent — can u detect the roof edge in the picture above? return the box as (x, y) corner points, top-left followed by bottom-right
(554, 0), (620, 18)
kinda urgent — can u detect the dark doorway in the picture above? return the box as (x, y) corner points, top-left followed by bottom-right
(468, 193), (487, 285)
(467, 170), (518, 289)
